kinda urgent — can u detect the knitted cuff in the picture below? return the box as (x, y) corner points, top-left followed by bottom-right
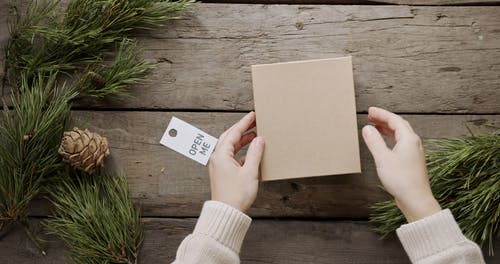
(396, 209), (468, 263)
(193, 200), (252, 254)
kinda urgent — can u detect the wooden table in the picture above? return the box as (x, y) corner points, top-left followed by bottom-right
(1, 0), (499, 263)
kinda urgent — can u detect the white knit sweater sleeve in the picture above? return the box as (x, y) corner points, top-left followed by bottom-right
(173, 205), (484, 264)
(396, 209), (485, 264)
(172, 201), (251, 264)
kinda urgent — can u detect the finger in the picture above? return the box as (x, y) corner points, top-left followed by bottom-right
(368, 107), (415, 133)
(218, 123), (236, 143)
(375, 124), (395, 140)
(216, 113), (253, 150)
(368, 114), (415, 133)
(215, 127), (238, 155)
(218, 129), (229, 143)
(219, 118), (250, 143)
(234, 131), (257, 154)
(242, 137), (265, 176)
(218, 117), (250, 143)
(237, 155), (246, 166)
(220, 112), (256, 149)
(368, 107), (413, 140)
(362, 125), (390, 160)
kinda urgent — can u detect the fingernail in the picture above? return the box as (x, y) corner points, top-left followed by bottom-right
(362, 125), (374, 137)
(254, 137), (264, 146)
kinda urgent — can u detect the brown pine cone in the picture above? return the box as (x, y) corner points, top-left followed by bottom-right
(87, 71), (106, 89)
(58, 127), (110, 174)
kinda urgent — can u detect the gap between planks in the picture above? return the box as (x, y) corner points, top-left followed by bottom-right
(3, 4), (500, 113)
(70, 108), (500, 115)
(24, 112), (500, 219)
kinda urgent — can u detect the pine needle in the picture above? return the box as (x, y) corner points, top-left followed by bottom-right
(76, 39), (156, 98)
(5, 0), (194, 97)
(46, 172), (143, 264)
(370, 131), (500, 255)
(1, 0), (193, 256)
(0, 73), (74, 226)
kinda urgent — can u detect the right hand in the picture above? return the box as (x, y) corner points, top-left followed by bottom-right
(362, 107), (441, 222)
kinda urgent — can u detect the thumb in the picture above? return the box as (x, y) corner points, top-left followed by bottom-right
(362, 125), (390, 161)
(243, 137), (265, 175)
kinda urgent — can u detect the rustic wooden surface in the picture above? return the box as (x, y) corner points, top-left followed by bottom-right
(203, 0), (500, 5)
(0, 0), (10, 94)
(1, 0), (500, 263)
(25, 112), (497, 218)
(3, 3), (500, 112)
(1, 219), (499, 264)
(72, 4), (500, 113)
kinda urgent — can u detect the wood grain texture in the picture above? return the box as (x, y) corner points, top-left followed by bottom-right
(66, 4), (500, 113)
(25, 111), (499, 218)
(2, 218), (499, 264)
(202, 0), (500, 5)
(0, 0), (12, 95)
(2, 1), (499, 263)
(2, 3), (500, 113)
(141, 218), (413, 263)
(375, 0), (500, 4)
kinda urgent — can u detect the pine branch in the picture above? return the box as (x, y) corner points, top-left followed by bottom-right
(76, 39), (155, 98)
(1, 0), (193, 258)
(5, 0), (194, 96)
(370, 131), (500, 255)
(1, 0), (193, 224)
(46, 172), (143, 264)
(0, 72), (74, 227)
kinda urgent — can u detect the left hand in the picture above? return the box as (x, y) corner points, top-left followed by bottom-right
(208, 112), (265, 213)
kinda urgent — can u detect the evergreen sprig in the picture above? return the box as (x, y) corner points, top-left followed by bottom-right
(0, 73), (74, 229)
(46, 172), (143, 264)
(370, 131), (500, 255)
(76, 39), (155, 98)
(0, 0), (193, 258)
(4, 0), (194, 95)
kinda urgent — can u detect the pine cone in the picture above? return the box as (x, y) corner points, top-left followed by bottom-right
(87, 71), (106, 89)
(59, 127), (110, 174)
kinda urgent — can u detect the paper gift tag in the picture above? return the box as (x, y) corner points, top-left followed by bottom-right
(160, 117), (218, 165)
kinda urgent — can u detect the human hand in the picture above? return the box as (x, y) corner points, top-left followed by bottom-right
(362, 107), (441, 222)
(209, 112), (265, 213)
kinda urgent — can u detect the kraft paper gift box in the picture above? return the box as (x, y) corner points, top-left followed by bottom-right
(251, 57), (361, 181)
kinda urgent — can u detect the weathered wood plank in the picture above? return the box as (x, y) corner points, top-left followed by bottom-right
(0, 221), (69, 264)
(2, 218), (499, 264)
(368, 0), (500, 4)
(68, 4), (500, 113)
(203, 0), (500, 6)
(26, 112), (498, 218)
(0, 0), (12, 94)
(2, 3), (500, 113)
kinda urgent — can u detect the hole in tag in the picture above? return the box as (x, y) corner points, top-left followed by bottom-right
(169, 129), (178, 137)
